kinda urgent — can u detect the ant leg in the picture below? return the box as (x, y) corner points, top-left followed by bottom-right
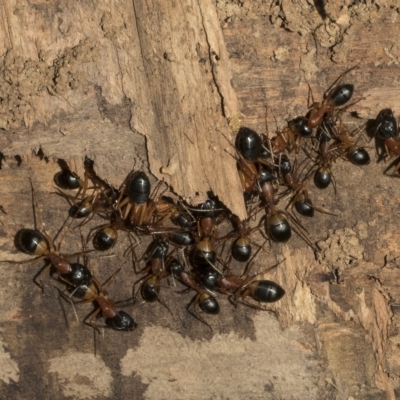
(101, 268), (122, 290)
(331, 171), (338, 196)
(187, 293), (213, 332)
(307, 83), (318, 109)
(384, 157), (400, 177)
(85, 307), (103, 334)
(240, 241), (268, 279)
(54, 285), (94, 304)
(289, 218), (318, 252)
(236, 295), (279, 316)
(4, 255), (46, 265)
(132, 274), (149, 302)
(28, 178), (41, 232)
(33, 262), (52, 291)
(154, 292), (173, 316)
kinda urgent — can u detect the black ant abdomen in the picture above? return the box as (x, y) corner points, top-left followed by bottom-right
(289, 117), (313, 137)
(191, 241), (217, 267)
(267, 213), (291, 242)
(167, 231), (195, 247)
(199, 293), (220, 315)
(250, 280), (285, 303)
(15, 229), (48, 255)
(140, 276), (160, 302)
(258, 165), (276, 184)
(376, 109), (398, 139)
(330, 84), (354, 107)
(172, 212), (196, 229)
(195, 266), (220, 290)
(54, 170), (81, 190)
(193, 197), (225, 220)
(168, 258), (184, 276)
(232, 237), (251, 262)
(347, 147), (370, 166)
(295, 195), (314, 217)
(278, 154), (292, 175)
(105, 311), (137, 331)
(127, 171), (151, 204)
(62, 263), (92, 287)
(145, 239), (169, 260)
(93, 227), (118, 251)
(68, 200), (93, 219)
(236, 127), (262, 162)
(314, 167), (331, 189)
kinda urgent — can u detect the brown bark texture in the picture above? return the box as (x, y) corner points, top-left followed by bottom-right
(1, 1), (400, 399)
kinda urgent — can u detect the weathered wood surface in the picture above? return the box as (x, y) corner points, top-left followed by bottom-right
(1, 1), (400, 399)
(0, 0), (245, 219)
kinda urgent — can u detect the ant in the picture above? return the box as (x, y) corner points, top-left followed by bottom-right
(54, 160), (82, 190)
(88, 172), (170, 251)
(189, 216), (227, 275)
(170, 258), (220, 331)
(217, 213), (264, 263)
(375, 109), (400, 175)
(330, 120), (370, 166)
(132, 239), (173, 314)
(257, 173), (316, 250)
(279, 157), (335, 218)
(57, 186), (119, 220)
(317, 114), (370, 166)
(4, 180), (90, 290)
(216, 250), (285, 312)
(265, 116), (313, 156)
(58, 268), (137, 332)
(55, 157), (114, 197)
(235, 127), (263, 162)
(261, 106), (313, 158)
(54, 158), (119, 222)
(303, 124), (339, 192)
(117, 171), (153, 226)
(306, 64), (361, 129)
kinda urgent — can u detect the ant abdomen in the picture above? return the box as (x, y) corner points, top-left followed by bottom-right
(15, 229), (48, 256)
(93, 227), (118, 251)
(376, 109), (397, 139)
(199, 293), (220, 315)
(168, 258), (184, 276)
(106, 311), (137, 331)
(141, 277), (159, 302)
(295, 196), (314, 217)
(330, 84), (354, 107)
(267, 213), (291, 242)
(54, 170), (81, 190)
(251, 280), (285, 303)
(195, 266), (220, 290)
(347, 147), (370, 166)
(289, 117), (313, 137)
(191, 240), (217, 267)
(127, 171), (151, 204)
(232, 237), (251, 262)
(69, 201), (92, 219)
(236, 127), (262, 162)
(168, 231), (195, 247)
(314, 167), (331, 189)
(62, 263), (92, 287)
